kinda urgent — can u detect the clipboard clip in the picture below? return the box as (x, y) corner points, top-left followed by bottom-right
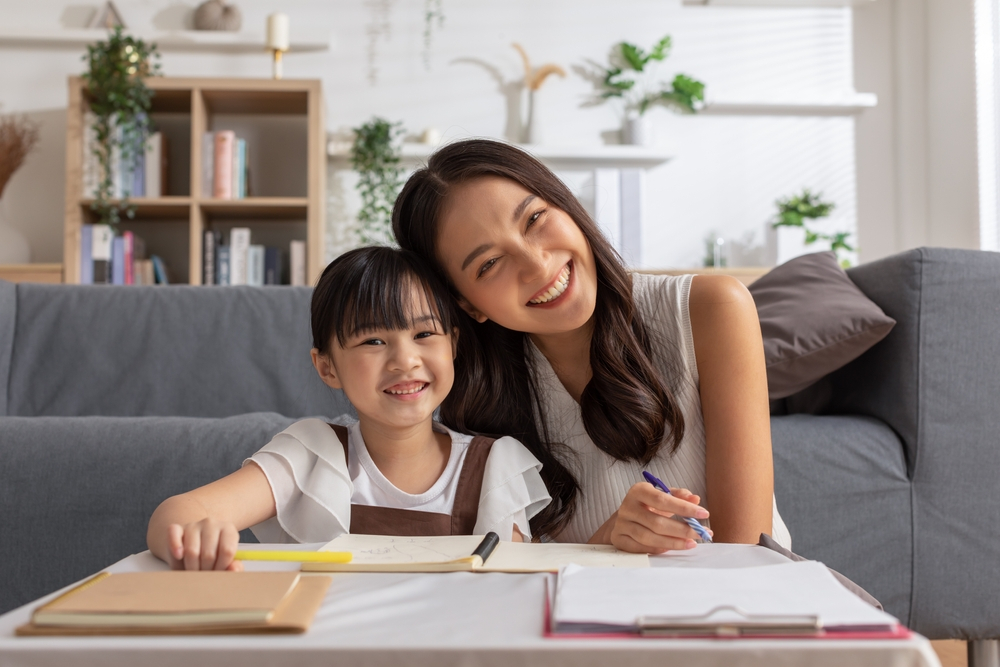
(638, 605), (821, 637)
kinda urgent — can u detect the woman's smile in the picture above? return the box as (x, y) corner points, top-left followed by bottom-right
(527, 262), (573, 307)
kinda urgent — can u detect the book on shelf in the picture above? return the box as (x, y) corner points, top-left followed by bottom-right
(205, 131), (250, 200)
(229, 227), (251, 285)
(81, 114), (168, 199)
(80, 226), (151, 285)
(290, 240), (306, 286)
(264, 246), (282, 285)
(111, 236), (125, 285)
(216, 245), (231, 285)
(151, 255), (170, 285)
(247, 245), (265, 286)
(204, 229), (296, 286)
(91, 224), (113, 284)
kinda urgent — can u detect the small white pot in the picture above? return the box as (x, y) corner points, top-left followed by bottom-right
(524, 89), (543, 145)
(623, 114), (653, 146)
(0, 196), (30, 264)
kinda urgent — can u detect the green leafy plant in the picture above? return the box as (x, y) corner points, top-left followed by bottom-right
(772, 189), (855, 266)
(82, 26), (160, 227)
(350, 117), (404, 245)
(599, 36), (705, 115)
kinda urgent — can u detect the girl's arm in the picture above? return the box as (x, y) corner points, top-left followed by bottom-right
(589, 274), (771, 551)
(688, 274), (774, 543)
(146, 462), (277, 570)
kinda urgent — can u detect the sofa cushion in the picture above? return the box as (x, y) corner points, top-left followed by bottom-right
(5, 284), (352, 418)
(771, 414), (911, 626)
(749, 252), (896, 399)
(0, 412), (298, 615)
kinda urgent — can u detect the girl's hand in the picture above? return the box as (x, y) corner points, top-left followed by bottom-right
(591, 482), (711, 553)
(166, 520), (244, 571)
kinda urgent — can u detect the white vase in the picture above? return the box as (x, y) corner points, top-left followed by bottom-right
(0, 195), (30, 264)
(524, 89), (543, 145)
(623, 114), (653, 146)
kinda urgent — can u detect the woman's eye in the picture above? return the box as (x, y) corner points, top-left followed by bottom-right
(526, 209), (545, 229)
(477, 257), (498, 277)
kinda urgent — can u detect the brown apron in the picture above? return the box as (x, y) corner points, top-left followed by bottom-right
(329, 424), (495, 536)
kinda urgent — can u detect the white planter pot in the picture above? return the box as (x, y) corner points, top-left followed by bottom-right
(0, 196), (30, 264)
(623, 114), (653, 146)
(524, 89), (543, 145)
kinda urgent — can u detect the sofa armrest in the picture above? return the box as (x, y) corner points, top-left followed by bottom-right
(0, 412), (296, 615)
(787, 247), (1000, 638)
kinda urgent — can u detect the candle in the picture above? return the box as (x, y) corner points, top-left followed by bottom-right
(266, 13), (290, 51)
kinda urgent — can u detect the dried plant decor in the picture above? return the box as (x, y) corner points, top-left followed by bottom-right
(0, 110), (40, 198)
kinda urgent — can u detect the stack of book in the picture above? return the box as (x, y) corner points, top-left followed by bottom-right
(79, 224), (169, 285)
(204, 227), (306, 286)
(202, 131), (250, 200)
(81, 112), (169, 199)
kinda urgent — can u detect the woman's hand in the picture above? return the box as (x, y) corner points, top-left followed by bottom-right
(590, 482), (711, 553)
(166, 519), (243, 571)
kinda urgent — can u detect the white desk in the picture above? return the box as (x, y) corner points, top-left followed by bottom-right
(0, 544), (941, 667)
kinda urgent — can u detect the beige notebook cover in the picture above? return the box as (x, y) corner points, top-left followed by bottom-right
(301, 534), (649, 573)
(17, 571), (331, 636)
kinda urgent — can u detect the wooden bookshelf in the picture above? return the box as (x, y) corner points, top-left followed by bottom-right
(64, 76), (326, 285)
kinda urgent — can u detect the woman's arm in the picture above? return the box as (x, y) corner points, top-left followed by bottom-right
(146, 462), (277, 570)
(689, 274), (774, 543)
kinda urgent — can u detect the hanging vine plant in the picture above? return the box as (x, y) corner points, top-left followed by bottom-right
(350, 117), (404, 245)
(82, 26), (161, 227)
(423, 0), (444, 69)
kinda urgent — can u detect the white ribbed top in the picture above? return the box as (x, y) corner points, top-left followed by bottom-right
(532, 272), (790, 547)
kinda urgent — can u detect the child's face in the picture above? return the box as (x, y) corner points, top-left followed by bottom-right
(320, 284), (456, 432)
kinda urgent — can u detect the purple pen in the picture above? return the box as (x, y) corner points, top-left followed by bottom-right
(642, 470), (713, 543)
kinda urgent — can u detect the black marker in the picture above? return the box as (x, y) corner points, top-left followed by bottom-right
(471, 532), (501, 565)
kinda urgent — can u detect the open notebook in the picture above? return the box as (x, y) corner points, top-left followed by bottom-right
(549, 561), (902, 637)
(301, 534), (650, 573)
(16, 571), (331, 636)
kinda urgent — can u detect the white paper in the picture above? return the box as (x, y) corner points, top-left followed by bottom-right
(553, 561), (899, 632)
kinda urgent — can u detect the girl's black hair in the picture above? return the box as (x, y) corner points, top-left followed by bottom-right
(311, 246), (459, 354)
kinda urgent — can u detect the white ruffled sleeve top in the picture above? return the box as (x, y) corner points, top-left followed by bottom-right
(244, 419), (551, 543)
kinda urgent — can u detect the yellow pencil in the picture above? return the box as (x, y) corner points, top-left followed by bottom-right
(234, 550), (352, 563)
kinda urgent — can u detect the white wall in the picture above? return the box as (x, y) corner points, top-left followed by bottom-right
(1, 0), (860, 268)
(853, 0), (981, 261)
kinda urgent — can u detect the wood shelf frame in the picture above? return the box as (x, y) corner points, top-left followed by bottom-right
(65, 76), (326, 285)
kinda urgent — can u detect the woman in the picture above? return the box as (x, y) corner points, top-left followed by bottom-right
(392, 139), (790, 553)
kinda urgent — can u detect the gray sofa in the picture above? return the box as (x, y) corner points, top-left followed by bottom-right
(1, 247), (997, 644)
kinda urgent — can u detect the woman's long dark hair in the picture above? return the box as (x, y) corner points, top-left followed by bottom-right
(392, 140), (685, 538)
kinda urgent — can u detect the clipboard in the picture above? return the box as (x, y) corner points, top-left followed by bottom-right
(638, 605), (820, 637)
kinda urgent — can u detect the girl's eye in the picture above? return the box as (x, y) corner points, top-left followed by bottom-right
(415, 331), (435, 340)
(477, 257), (498, 277)
(361, 338), (385, 346)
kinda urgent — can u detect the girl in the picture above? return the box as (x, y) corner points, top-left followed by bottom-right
(392, 139), (791, 553)
(147, 246), (551, 571)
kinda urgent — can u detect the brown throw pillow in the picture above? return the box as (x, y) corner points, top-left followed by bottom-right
(749, 251), (896, 399)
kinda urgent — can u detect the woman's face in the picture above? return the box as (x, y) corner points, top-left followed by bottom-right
(435, 176), (598, 337)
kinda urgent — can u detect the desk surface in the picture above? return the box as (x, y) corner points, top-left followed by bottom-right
(0, 544), (941, 667)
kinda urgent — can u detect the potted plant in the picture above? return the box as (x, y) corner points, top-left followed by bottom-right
(0, 109), (40, 262)
(350, 117), (404, 245)
(772, 188), (854, 267)
(595, 36), (705, 145)
(82, 26), (160, 228)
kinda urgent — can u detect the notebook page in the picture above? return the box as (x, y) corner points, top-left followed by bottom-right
(553, 561), (898, 631)
(481, 542), (649, 572)
(320, 534), (485, 565)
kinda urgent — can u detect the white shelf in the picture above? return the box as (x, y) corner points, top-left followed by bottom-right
(700, 93), (877, 116)
(327, 140), (674, 169)
(683, 0), (874, 6)
(0, 28), (329, 53)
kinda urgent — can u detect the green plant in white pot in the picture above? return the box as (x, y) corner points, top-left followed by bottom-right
(771, 189), (855, 267)
(596, 36), (705, 146)
(350, 117), (404, 245)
